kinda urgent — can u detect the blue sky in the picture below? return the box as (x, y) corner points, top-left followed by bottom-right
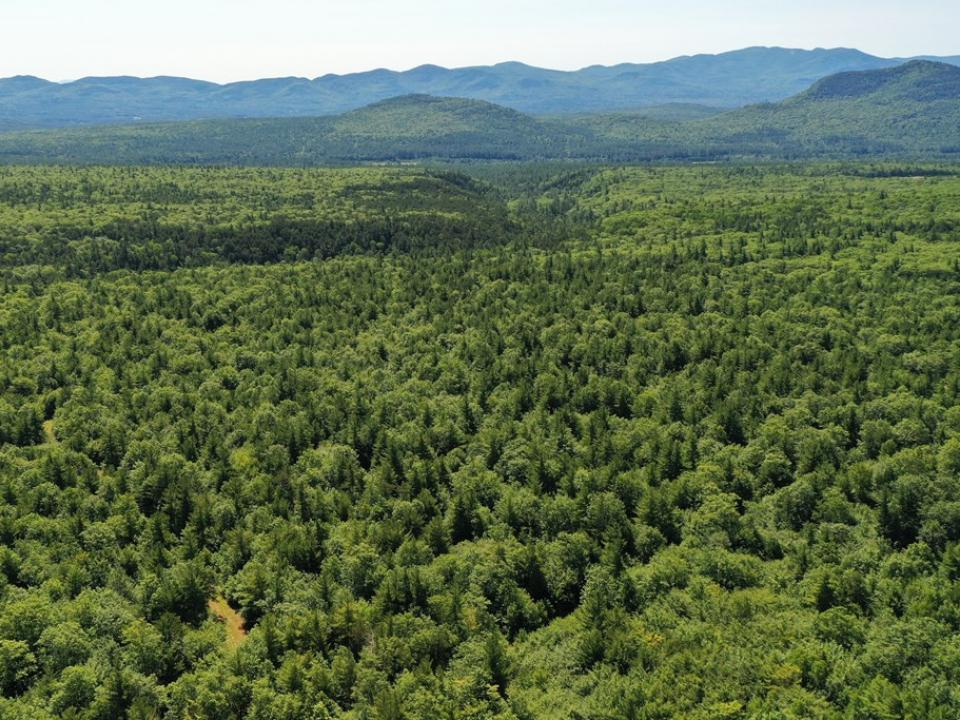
(4, 0), (958, 82)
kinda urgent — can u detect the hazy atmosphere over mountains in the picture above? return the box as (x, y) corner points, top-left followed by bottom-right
(2, 58), (959, 164)
(2, 47), (960, 130)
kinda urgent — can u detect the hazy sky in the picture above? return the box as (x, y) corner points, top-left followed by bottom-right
(4, 0), (958, 82)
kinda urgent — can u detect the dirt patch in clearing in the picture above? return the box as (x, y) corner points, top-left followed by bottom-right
(209, 597), (247, 648)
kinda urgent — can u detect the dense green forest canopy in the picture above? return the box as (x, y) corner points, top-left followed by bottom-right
(0, 166), (521, 271)
(2, 163), (960, 719)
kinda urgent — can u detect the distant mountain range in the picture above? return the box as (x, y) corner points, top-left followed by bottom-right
(2, 47), (960, 129)
(2, 60), (958, 164)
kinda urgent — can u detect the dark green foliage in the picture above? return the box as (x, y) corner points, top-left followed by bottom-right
(1, 163), (960, 719)
(0, 166), (517, 272)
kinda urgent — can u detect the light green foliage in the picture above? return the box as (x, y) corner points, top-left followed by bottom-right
(0, 163), (959, 718)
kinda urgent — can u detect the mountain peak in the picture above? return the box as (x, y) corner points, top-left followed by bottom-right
(0, 75), (54, 92)
(802, 59), (960, 102)
(361, 93), (442, 108)
(351, 93), (526, 120)
(407, 63), (448, 75)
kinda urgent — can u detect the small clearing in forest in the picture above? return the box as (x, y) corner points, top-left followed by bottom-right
(209, 597), (247, 648)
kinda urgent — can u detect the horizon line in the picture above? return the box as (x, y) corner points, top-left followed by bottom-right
(6, 45), (958, 86)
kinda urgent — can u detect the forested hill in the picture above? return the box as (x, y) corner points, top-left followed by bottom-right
(800, 59), (960, 101)
(2, 47), (960, 128)
(320, 95), (585, 159)
(658, 60), (960, 159)
(0, 166), (524, 272)
(0, 97), (592, 165)
(1, 61), (960, 163)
